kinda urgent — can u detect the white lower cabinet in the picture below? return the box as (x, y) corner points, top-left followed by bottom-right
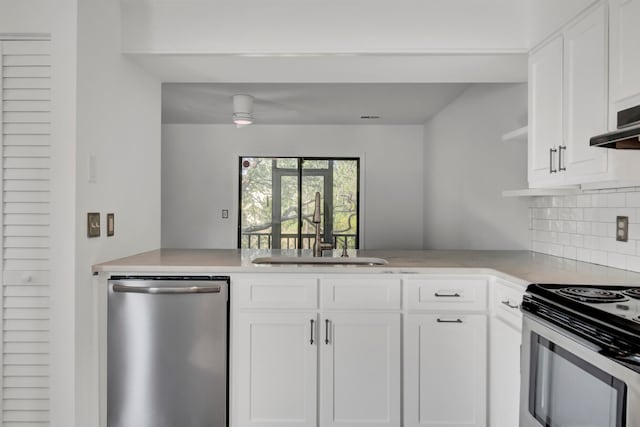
(404, 314), (487, 427)
(320, 313), (401, 427)
(235, 312), (318, 427)
(489, 317), (522, 427)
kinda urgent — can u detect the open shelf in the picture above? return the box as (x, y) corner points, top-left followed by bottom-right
(501, 126), (528, 142)
(502, 187), (581, 197)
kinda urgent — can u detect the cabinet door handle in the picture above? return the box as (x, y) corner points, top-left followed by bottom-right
(324, 319), (330, 344)
(559, 145), (566, 171)
(501, 300), (519, 309)
(310, 319), (315, 345)
(434, 292), (461, 297)
(549, 148), (558, 173)
(437, 318), (463, 323)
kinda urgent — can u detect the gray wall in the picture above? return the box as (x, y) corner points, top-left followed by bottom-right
(162, 124), (424, 249)
(423, 84), (530, 250)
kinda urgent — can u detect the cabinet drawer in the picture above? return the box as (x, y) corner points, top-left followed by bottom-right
(320, 276), (401, 310)
(492, 280), (525, 328)
(407, 276), (488, 311)
(234, 275), (318, 309)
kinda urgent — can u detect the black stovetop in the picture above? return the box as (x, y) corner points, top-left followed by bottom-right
(523, 283), (640, 372)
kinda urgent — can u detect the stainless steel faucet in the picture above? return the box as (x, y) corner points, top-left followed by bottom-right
(312, 192), (333, 257)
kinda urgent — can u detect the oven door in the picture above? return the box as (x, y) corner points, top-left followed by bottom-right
(520, 314), (640, 427)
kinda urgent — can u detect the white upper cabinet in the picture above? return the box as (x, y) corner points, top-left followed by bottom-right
(609, 0), (640, 104)
(529, 35), (565, 186)
(563, 3), (609, 179)
(529, 3), (609, 188)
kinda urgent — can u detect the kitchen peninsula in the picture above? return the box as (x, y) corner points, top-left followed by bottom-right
(94, 249), (640, 427)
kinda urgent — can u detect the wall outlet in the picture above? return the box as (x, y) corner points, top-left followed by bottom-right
(222, 209), (229, 219)
(616, 216), (628, 242)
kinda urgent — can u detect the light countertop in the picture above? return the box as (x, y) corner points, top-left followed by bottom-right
(92, 249), (640, 286)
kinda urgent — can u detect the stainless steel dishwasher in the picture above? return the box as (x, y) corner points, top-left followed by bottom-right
(107, 276), (229, 427)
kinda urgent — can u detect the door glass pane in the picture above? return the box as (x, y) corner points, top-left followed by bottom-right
(240, 157), (358, 249)
(332, 160), (358, 250)
(280, 175), (299, 249)
(530, 333), (625, 427)
(240, 157), (273, 249)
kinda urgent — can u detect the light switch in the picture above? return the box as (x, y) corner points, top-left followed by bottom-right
(222, 209), (229, 219)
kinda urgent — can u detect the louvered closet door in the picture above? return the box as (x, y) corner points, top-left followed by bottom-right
(0, 39), (51, 427)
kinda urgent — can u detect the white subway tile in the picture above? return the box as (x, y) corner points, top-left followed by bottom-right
(584, 208), (596, 221)
(626, 255), (640, 273)
(550, 197), (562, 208)
(592, 194), (609, 207)
(606, 192), (627, 207)
(607, 252), (627, 270)
(549, 220), (562, 232)
(584, 235), (600, 250)
(548, 243), (563, 257)
(562, 196), (578, 208)
(570, 208), (584, 221)
(591, 250), (608, 265)
(576, 248), (591, 263)
(559, 233), (572, 246)
(563, 246), (577, 260)
(533, 219), (550, 231)
(571, 234), (584, 248)
(562, 221), (577, 233)
(558, 208), (572, 220)
(626, 192), (640, 208)
(592, 222), (610, 237)
(576, 221), (592, 235)
(610, 239), (637, 255)
(577, 194), (592, 208)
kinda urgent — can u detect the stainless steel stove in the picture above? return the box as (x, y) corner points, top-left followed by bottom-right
(520, 283), (640, 427)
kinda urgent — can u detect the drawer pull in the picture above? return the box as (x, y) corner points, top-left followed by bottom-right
(501, 300), (519, 309)
(434, 292), (461, 297)
(437, 318), (463, 324)
(310, 319), (315, 345)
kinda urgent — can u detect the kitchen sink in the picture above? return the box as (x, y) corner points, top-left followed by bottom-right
(251, 256), (388, 266)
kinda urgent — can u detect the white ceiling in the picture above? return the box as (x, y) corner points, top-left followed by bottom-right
(162, 83), (471, 125)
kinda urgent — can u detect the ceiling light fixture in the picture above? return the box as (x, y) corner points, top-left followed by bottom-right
(233, 94), (254, 126)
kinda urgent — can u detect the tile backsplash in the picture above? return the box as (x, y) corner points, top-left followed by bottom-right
(529, 188), (640, 272)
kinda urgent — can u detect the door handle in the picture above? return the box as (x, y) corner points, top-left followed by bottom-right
(112, 284), (222, 294)
(434, 292), (461, 297)
(437, 318), (463, 323)
(310, 319), (315, 345)
(501, 300), (519, 309)
(559, 145), (566, 171)
(549, 148), (558, 173)
(325, 319), (330, 344)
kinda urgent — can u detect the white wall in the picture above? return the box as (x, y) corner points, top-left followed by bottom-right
(162, 125), (424, 250)
(0, 0), (50, 34)
(75, 1), (161, 426)
(122, 0), (529, 53)
(526, 0), (595, 47)
(423, 84), (530, 250)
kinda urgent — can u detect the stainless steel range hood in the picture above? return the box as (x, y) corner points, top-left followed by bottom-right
(590, 105), (640, 149)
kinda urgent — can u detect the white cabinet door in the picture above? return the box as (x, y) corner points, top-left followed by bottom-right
(235, 312), (318, 427)
(610, 0), (640, 103)
(529, 36), (564, 187)
(320, 313), (401, 427)
(489, 316), (522, 427)
(563, 3), (608, 179)
(405, 314), (487, 427)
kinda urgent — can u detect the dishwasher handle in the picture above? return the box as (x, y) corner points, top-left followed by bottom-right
(112, 283), (222, 294)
